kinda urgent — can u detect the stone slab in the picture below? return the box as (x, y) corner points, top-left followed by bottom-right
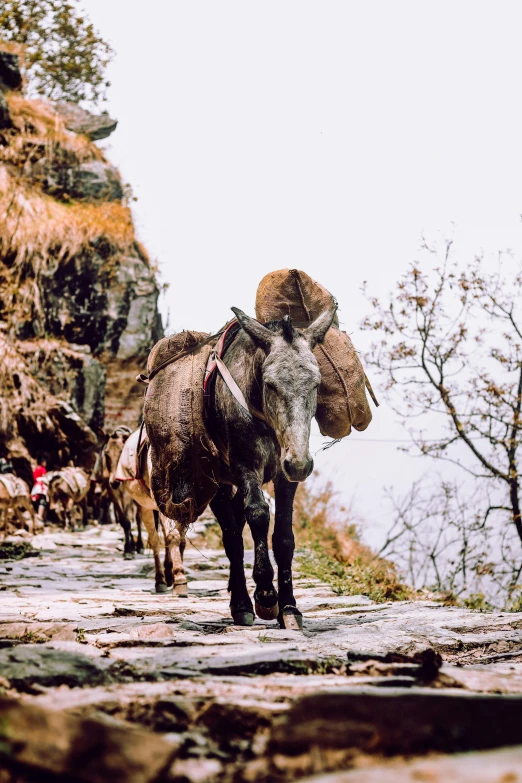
(0, 697), (175, 783)
(300, 745), (522, 783)
(271, 688), (522, 755)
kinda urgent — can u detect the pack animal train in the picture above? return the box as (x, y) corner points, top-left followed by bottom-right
(92, 426), (145, 558)
(98, 427), (188, 595)
(0, 474), (35, 534)
(46, 467), (90, 530)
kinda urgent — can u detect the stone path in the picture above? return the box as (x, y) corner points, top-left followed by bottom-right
(2, 525), (522, 782)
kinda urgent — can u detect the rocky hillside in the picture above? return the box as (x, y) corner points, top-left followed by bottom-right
(0, 51), (163, 481)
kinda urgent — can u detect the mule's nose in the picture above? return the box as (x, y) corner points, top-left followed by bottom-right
(283, 457), (314, 482)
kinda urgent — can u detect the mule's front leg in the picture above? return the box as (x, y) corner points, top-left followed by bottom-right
(210, 484), (254, 625)
(273, 475), (302, 630)
(241, 474), (278, 621)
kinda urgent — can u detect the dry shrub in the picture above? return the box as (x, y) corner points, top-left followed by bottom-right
(0, 167), (134, 264)
(0, 93), (134, 268)
(0, 332), (56, 447)
(290, 475), (414, 602)
(0, 95), (142, 334)
(0, 166), (136, 329)
(4, 93), (102, 163)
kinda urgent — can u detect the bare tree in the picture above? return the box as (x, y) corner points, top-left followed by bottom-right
(363, 240), (522, 594)
(380, 478), (521, 608)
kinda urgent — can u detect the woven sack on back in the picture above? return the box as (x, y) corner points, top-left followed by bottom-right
(0, 474), (29, 498)
(143, 331), (219, 525)
(255, 269), (373, 438)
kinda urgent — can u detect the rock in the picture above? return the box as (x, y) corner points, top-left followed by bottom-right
(0, 645), (109, 691)
(69, 353), (106, 429)
(48, 401), (99, 465)
(202, 646), (322, 676)
(19, 342), (106, 430)
(24, 150), (123, 201)
(29, 536), (58, 551)
(300, 746), (522, 783)
(0, 89), (11, 129)
(66, 160), (124, 201)
(0, 540), (35, 561)
(0, 51), (22, 90)
(5, 528), (522, 781)
(36, 249), (159, 360)
(270, 688), (522, 756)
(0, 622), (77, 643)
(168, 758), (222, 783)
(1, 89), (163, 464)
(53, 101), (118, 140)
(114, 256), (161, 360)
(29, 156), (124, 201)
(0, 697), (176, 783)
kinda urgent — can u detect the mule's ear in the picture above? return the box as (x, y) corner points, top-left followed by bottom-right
(303, 304), (337, 348)
(231, 307), (274, 350)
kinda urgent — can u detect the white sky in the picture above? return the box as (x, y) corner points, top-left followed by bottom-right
(83, 0), (522, 546)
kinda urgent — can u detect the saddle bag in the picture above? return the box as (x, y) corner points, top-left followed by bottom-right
(143, 331), (220, 524)
(255, 269), (376, 439)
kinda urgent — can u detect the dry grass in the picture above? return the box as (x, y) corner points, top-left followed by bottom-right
(0, 166), (135, 264)
(4, 93), (102, 163)
(0, 332), (56, 449)
(0, 93), (133, 272)
(0, 165), (137, 328)
(0, 94), (151, 334)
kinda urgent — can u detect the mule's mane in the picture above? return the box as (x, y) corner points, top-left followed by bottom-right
(262, 315), (296, 343)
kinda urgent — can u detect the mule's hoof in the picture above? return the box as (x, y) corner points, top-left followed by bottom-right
(232, 611), (255, 626)
(255, 600), (279, 621)
(124, 552), (135, 561)
(155, 583), (169, 594)
(173, 581), (188, 597)
(278, 606), (303, 631)
(137, 548), (145, 556)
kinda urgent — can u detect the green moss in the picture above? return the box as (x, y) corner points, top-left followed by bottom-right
(298, 544), (413, 603)
(508, 591), (522, 613)
(462, 592), (492, 612)
(0, 541), (36, 561)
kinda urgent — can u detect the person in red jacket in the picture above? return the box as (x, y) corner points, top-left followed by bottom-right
(31, 459), (48, 520)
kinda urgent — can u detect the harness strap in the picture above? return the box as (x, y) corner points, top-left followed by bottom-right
(135, 420), (146, 480)
(213, 354), (266, 421)
(136, 325), (233, 385)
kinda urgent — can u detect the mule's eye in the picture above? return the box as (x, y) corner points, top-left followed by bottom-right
(265, 380), (277, 392)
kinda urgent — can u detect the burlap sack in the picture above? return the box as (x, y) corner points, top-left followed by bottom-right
(143, 331), (219, 525)
(255, 269), (374, 438)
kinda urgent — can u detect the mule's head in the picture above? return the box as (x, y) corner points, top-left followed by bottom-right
(103, 427), (131, 486)
(231, 305), (336, 482)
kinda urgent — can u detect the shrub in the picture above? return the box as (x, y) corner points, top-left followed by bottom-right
(0, 0), (113, 104)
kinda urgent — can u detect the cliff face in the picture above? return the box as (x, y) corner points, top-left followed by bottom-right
(0, 52), (163, 477)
